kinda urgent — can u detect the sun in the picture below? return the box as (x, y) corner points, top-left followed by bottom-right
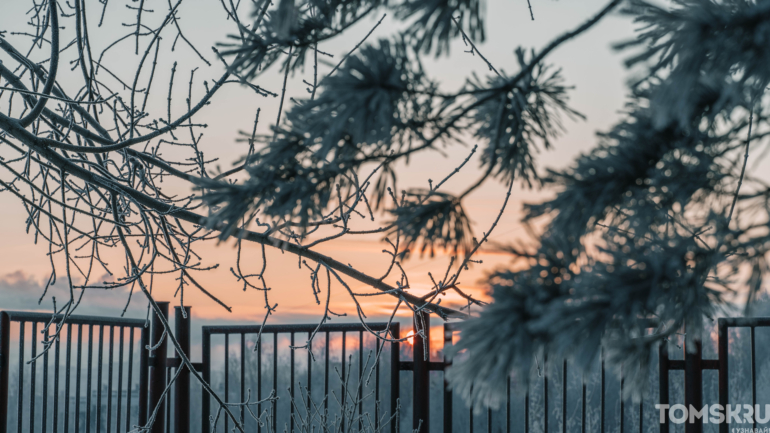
(406, 330), (415, 345)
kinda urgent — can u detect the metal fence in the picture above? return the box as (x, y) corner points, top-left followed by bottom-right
(438, 321), (668, 433)
(0, 305), (766, 433)
(201, 322), (400, 433)
(0, 311), (149, 433)
(716, 317), (770, 433)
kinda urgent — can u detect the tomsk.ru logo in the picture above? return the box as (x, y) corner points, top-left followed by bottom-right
(655, 404), (770, 425)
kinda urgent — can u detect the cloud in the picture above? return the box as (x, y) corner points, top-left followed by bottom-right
(0, 270), (43, 292)
(0, 270), (357, 327)
(0, 270), (147, 318)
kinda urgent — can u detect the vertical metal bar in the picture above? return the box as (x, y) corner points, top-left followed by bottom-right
(0, 312), (10, 433)
(525, 389), (529, 433)
(375, 338), (381, 432)
(324, 331), (329, 424)
(148, 302), (169, 433)
(29, 321), (37, 433)
(75, 324), (82, 433)
(543, 353), (548, 433)
(620, 368), (624, 433)
(290, 332), (295, 433)
(174, 306), (191, 433)
(125, 328), (134, 432)
(17, 320), (24, 433)
(87, 325), (94, 433)
(224, 333), (229, 433)
(165, 368), (171, 433)
(165, 368), (172, 433)
(413, 313), (429, 433)
(257, 332), (262, 433)
(507, 376), (511, 433)
(43, 327), (49, 433)
(718, 320), (728, 433)
(307, 332), (312, 424)
(97, 325), (104, 433)
(240, 332), (245, 429)
(563, 359), (567, 433)
(358, 330), (363, 432)
(751, 326), (757, 430)
(116, 327), (124, 433)
(487, 406), (491, 433)
(341, 331), (347, 432)
(684, 337), (702, 433)
(135, 326), (146, 429)
(390, 324), (400, 433)
(201, 329), (211, 433)
(443, 325), (452, 433)
(659, 339), (669, 433)
(600, 348), (605, 433)
(640, 324), (646, 433)
(581, 374), (586, 433)
(107, 327), (114, 433)
(64, 323), (72, 433)
(54, 325), (61, 433)
(272, 333), (277, 433)
(131, 307), (143, 421)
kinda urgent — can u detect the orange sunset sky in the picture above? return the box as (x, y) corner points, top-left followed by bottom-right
(0, 0), (663, 334)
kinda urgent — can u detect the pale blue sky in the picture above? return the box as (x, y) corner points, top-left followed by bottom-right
(0, 0), (643, 324)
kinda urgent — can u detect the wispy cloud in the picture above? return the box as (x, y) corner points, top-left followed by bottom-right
(0, 270), (147, 318)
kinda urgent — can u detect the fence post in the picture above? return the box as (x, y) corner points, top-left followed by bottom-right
(175, 306), (191, 433)
(659, 338), (670, 433)
(149, 301), (169, 433)
(443, 324), (452, 433)
(202, 327), (211, 433)
(139, 323), (151, 427)
(718, 319), (728, 433)
(390, 323), (400, 433)
(413, 312), (430, 432)
(684, 337), (703, 433)
(0, 312), (9, 433)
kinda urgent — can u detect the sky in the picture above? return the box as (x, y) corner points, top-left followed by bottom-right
(0, 0), (644, 334)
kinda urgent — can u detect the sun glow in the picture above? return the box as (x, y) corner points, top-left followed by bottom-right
(406, 330), (415, 345)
